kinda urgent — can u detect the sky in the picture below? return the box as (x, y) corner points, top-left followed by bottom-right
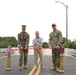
(0, 0), (76, 45)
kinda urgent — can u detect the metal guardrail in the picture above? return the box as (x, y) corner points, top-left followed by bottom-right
(68, 49), (76, 57)
(0, 52), (7, 57)
(0, 48), (7, 57)
(0, 48), (15, 57)
(0, 48), (76, 57)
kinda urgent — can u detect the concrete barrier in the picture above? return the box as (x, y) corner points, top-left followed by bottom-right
(0, 48), (7, 57)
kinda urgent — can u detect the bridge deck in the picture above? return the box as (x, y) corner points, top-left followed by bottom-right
(0, 55), (76, 75)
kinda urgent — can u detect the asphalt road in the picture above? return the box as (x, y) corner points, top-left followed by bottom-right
(0, 55), (76, 75)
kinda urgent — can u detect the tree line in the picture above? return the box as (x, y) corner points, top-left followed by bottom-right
(42, 37), (76, 50)
(0, 37), (76, 50)
(0, 36), (18, 48)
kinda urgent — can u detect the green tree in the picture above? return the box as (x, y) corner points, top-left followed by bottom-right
(0, 36), (18, 48)
(42, 42), (48, 48)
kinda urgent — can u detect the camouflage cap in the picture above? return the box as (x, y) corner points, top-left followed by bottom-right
(22, 25), (26, 28)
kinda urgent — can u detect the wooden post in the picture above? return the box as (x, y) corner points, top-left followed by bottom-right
(6, 54), (12, 71)
(59, 53), (64, 73)
(6, 45), (12, 71)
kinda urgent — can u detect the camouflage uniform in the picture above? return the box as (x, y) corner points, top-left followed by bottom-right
(18, 32), (29, 66)
(49, 29), (63, 68)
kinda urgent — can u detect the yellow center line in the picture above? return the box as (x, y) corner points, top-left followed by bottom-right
(35, 50), (45, 75)
(35, 64), (41, 75)
(28, 59), (40, 75)
(28, 50), (45, 75)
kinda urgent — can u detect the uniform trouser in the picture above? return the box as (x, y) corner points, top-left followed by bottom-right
(19, 50), (28, 66)
(52, 49), (60, 68)
(34, 50), (43, 67)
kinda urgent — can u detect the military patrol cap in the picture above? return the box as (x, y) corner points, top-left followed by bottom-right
(52, 24), (56, 26)
(22, 25), (26, 28)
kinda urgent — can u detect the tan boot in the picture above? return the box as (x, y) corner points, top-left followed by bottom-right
(41, 64), (45, 69)
(56, 68), (60, 72)
(50, 67), (57, 71)
(24, 65), (27, 69)
(19, 66), (22, 70)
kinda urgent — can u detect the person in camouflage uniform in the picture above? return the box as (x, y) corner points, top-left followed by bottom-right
(49, 24), (63, 72)
(18, 25), (29, 70)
